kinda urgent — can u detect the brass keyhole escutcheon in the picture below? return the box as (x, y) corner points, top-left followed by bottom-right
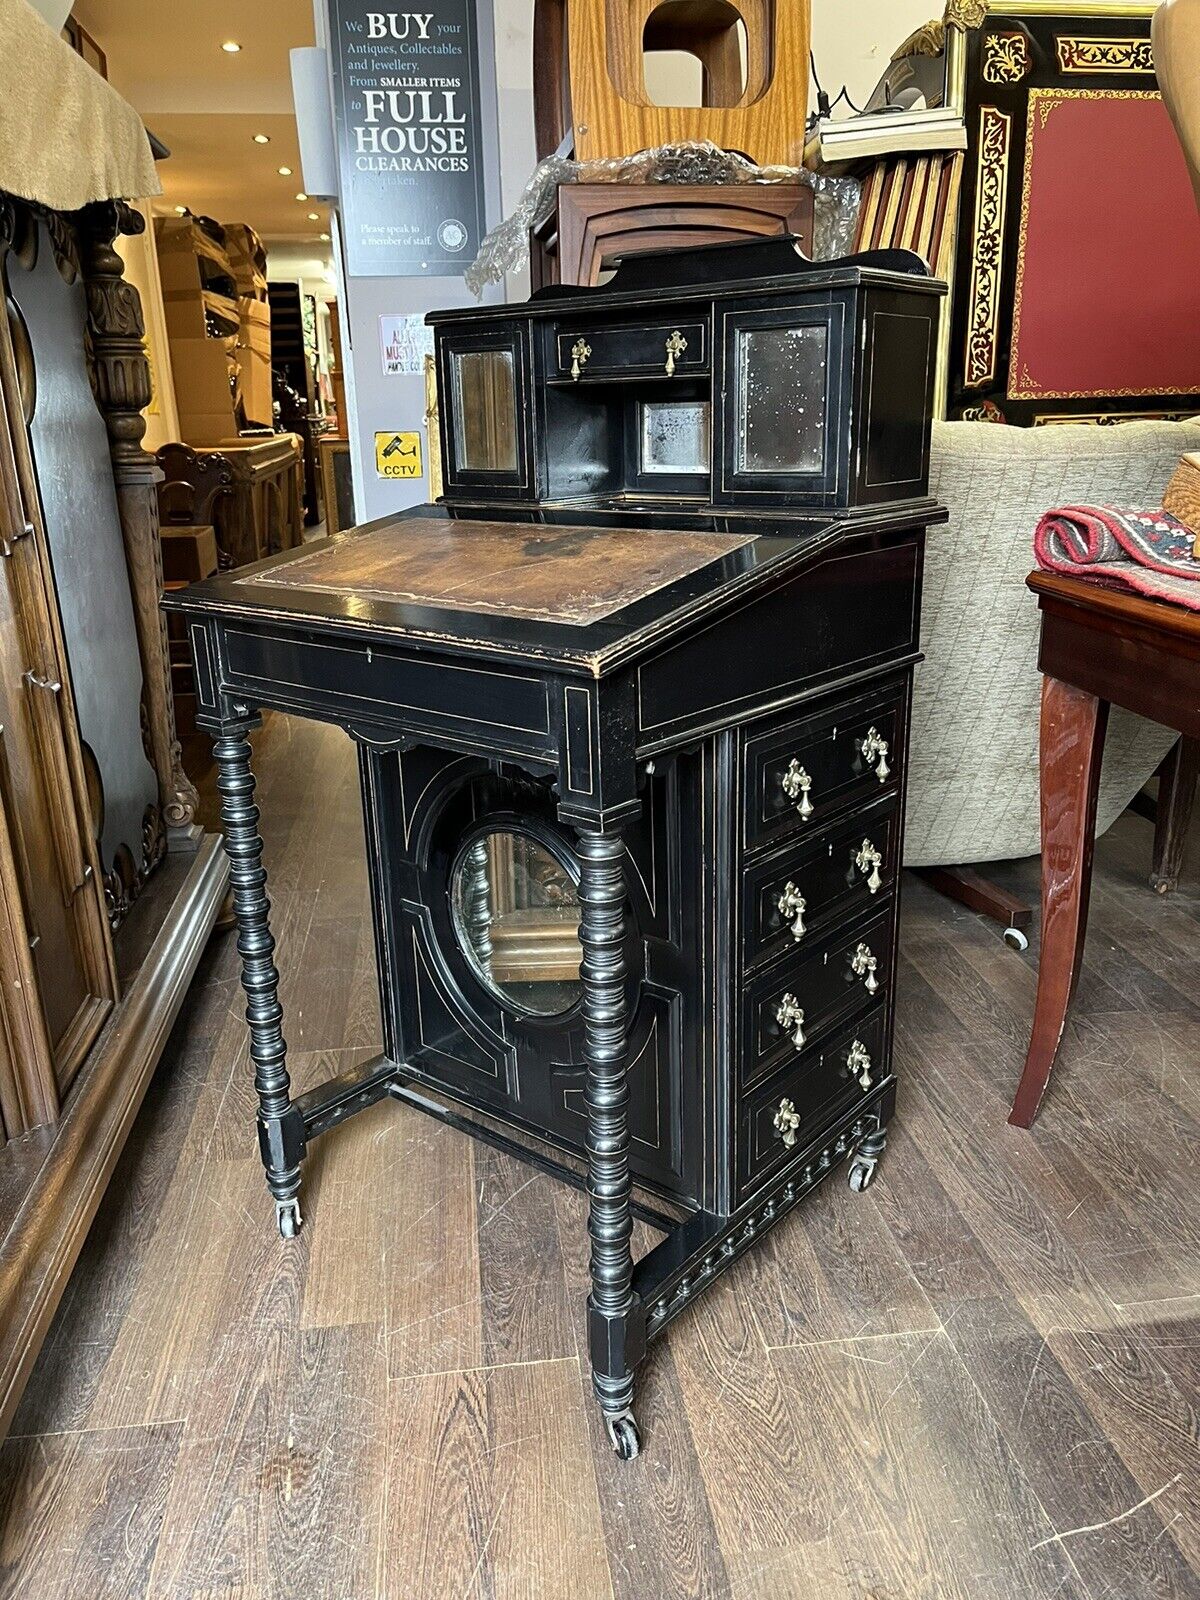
(664, 329), (687, 377)
(570, 338), (591, 381)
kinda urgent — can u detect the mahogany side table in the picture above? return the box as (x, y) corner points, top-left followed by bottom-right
(1012, 571), (1200, 1126)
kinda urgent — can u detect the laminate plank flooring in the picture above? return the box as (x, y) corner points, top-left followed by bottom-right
(3, 713), (1199, 1599)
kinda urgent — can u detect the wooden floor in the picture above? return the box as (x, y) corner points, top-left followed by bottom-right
(2, 713), (1198, 1600)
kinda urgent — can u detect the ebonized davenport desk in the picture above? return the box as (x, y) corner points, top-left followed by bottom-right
(1013, 572), (1200, 1128)
(168, 241), (946, 1460)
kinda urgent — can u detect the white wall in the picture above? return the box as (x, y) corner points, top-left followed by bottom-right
(27, 0), (71, 29)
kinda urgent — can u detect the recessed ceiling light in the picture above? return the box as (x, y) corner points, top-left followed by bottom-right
(253, 133), (270, 144)
(295, 192), (308, 202)
(174, 204), (187, 215)
(319, 232), (331, 241)
(277, 166), (292, 176)
(221, 40), (241, 52)
(308, 212), (320, 220)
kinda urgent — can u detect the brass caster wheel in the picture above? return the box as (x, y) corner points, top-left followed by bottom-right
(276, 1198), (303, 1239)
(605, 1412), (641, 1461)
(847, 1156), (878, 1193)
(1003, 925), (1029, 952)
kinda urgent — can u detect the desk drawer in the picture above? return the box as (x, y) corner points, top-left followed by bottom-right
(739, 1007), (888, 1202)
(742, 904), (893, 1091)
(742, 796), (899, 972)
(743, 681), (906, 853)
(553, 318), (708, 381)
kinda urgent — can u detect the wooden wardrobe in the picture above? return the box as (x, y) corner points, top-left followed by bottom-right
(0, 195), (226, 1434)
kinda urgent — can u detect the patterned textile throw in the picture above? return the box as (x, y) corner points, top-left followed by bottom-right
(1033, 504), (1200, 610)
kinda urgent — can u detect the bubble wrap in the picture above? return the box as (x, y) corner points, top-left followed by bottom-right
(465, 140), (860, 296)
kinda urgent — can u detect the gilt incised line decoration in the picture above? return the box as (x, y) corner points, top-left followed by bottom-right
(963, 105), (1011, 390)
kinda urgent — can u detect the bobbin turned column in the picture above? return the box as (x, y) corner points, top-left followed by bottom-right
(212, 709), (304, 1236)
(575, 824), (644, 1460)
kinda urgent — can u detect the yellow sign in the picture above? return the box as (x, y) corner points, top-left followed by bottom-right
(375, 430), (423, 480)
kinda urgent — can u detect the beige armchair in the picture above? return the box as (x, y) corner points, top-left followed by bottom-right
(905, 419), (1200, 890)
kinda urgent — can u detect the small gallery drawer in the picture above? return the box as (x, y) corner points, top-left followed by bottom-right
(742, 795), (899, 972)
(552, 318), (708, 381)
(739, 1007), (889, 1202)
(743, 680), (906, 853)
(741, 904), (894, 1091)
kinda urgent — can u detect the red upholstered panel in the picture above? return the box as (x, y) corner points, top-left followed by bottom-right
(1009, 90), (1200, 401)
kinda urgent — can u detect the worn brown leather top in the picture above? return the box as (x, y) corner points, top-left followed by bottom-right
(234, 516), (756, 626)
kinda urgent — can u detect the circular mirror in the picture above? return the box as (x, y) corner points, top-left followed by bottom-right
(451, 828), (582, 1017)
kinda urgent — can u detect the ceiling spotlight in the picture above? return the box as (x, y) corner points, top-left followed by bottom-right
(319, 232), (331, 241)
(253, 133), (270, 144)
(295, 192), (308, 202)
(174, 204), (187, 215)
(277, 166), (292, 176)
(307, 212), (320, 220)
(220, 40), (241, 52)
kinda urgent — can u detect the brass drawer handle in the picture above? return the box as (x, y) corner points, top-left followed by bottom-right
(774, 992), (806, 1050)
(846, 1038), (873, 1090)
(664, 329), (687, 376)
(773, 1097), (801, 1147)
(781, 759), (813, 820)
(851, 942), (879, 994)
(860, 726), (890, 782)
(776, 881), (807, 942)
(855, 839), (883, 895)
(570, 337), (591, 381)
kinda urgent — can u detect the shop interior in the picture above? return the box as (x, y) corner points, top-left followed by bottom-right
(0, 0), (1198, 1594)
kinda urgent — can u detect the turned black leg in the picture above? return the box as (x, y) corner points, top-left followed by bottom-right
(576, 826), (644, 1460)
(213, 717), (304, 1238)
(848, 1122), (888, 1193)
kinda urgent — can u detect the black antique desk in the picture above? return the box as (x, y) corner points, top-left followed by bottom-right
(168, 241), (946, 1459)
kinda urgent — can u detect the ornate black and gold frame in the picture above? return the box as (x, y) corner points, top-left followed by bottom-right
(943, 0), (1199, 423)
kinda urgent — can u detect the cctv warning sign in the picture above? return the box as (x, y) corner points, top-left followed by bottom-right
(375, 430), (423, 479)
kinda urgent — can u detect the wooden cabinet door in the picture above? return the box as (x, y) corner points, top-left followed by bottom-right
(0, 294), (115, 1118)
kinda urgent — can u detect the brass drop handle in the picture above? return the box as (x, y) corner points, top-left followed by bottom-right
(781, 758), (814, 820)
(774, 992), (806, 1050)
(846, 1039), (873, 1090)
(570, 337), (591, 381)
(773, 1097), (801, 1147)
(664, 329), (687, 376)
(23, 668), (62, 695)
(855, 839), (883, 895)
(851, 942), (879, 994)
(776, 881), (807, 942)
(860, 726), (890, 782)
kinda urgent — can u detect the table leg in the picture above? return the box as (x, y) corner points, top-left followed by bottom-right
(576, 826), (644, 1460)
(1010, 676), (1109, 1128)
(213, 717), (304, 1235)
(1151, 736), (1199, 895)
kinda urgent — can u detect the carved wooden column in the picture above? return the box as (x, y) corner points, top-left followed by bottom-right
(76, 200), (198, 840)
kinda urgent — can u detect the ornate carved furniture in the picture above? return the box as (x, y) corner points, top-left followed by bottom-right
(0, 189), (225, 1434)
(171, 239), (945, 1459)
(535, 0), (811, 166)
(531, 181), (816, 288)
(945, 1), (1200, 423)
(157, 434), (304, 571)
(1012, 573), (1200, 1125)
